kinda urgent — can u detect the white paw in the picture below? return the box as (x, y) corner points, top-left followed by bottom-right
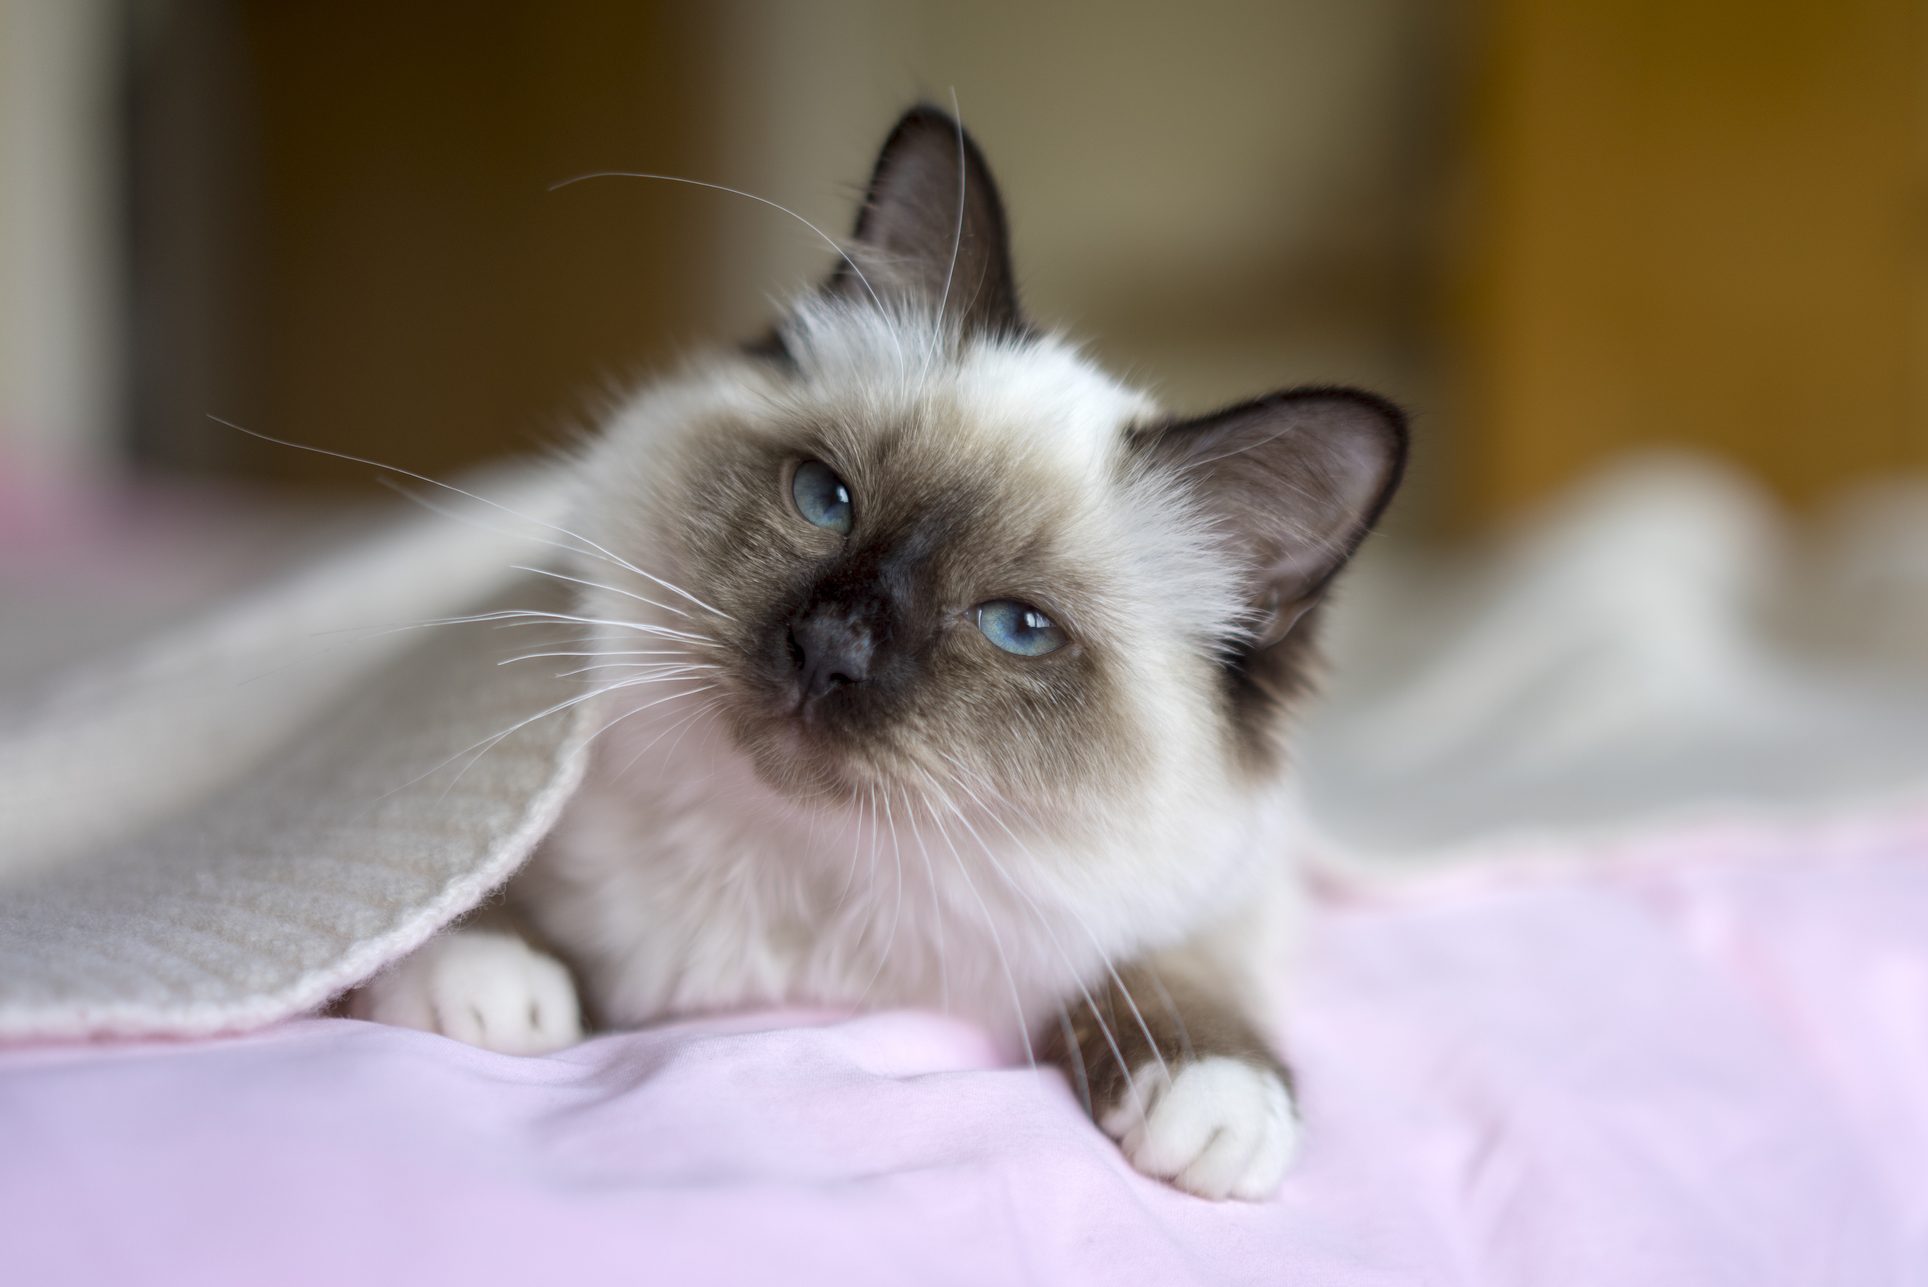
(347, 928), (583, 1055)
(1100, 1056), (1300, 1200)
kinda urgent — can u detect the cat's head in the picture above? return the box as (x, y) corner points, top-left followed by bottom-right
(582, 107), (1406, 827)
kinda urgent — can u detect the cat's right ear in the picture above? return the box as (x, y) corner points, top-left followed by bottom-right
(828, 106), (1025, 338)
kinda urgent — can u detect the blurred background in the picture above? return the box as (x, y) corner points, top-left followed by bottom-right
(3, 0), (1926, 853)
(7, 0), (1925, 524)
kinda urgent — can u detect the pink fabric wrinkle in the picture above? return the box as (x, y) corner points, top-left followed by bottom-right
(3, 811), (1924, 1285)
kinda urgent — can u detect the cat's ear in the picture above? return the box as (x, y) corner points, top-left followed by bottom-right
(1134, 388), (1408, 648)
(830, 105), (1023, 337)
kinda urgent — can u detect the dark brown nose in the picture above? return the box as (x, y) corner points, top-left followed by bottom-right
(788, 606), (875, 705)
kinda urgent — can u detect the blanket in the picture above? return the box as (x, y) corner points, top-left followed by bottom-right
(0, 472), (588, 1036)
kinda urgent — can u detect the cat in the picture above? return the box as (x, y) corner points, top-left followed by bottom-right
(348, 105), (1408, 1201)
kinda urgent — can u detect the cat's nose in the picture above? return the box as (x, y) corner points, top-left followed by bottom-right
(787, 608), (875, 706)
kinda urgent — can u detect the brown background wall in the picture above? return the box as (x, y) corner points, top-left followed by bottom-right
(120, 0), (1928, 532)
(1457, 0), (1928, 526)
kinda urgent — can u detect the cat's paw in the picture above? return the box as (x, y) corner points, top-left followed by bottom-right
(347, 928), (583, 1055)
(1100, 1056), (1301, 1200)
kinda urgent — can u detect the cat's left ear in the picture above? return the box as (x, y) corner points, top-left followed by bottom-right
(830, 105), (1024, 337)
(1133, 388), (1408, 648)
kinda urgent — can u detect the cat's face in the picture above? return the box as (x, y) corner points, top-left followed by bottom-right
(659, 313), (1219, 818)
(585, 108), (1406, 826)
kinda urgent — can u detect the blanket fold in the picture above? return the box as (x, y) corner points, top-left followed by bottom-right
(0, 478), (588, 1038)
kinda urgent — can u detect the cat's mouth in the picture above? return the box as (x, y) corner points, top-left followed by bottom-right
(717, 682), (883, 804)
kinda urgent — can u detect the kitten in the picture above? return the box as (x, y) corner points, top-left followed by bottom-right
(349, 106), (1407, 1201)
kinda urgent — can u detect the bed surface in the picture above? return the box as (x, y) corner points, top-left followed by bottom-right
(7, 812), (1922, 1286)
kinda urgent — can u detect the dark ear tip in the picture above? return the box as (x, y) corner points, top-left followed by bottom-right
(886, 103), (965, 142)
(872, 103), (987, 176)
(898, 101), (961, 126)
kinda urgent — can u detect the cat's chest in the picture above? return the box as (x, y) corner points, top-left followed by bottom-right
(522, 772), (1080, 1037)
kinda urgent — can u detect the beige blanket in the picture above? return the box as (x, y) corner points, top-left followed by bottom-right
(0, 477), (588, 1037)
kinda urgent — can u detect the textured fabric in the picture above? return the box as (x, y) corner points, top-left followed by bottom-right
(3, 811), (1921, 1286)
(0, 476), (589, 1037)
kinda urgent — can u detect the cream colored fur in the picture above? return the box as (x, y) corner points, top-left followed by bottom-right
(359, 307), (1308, 1195)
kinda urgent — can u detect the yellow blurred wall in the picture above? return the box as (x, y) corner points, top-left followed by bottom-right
(1458, 0), (1928, 525)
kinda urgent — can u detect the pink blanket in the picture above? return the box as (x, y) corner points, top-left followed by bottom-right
(6, 814), (1923, 1286)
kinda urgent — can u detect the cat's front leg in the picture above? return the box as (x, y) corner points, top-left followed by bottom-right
(1049, 952), (1300, 1201)
(344, 905), (583, 1055)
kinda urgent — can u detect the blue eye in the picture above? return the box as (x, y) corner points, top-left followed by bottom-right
(974, 600), (1068, 657)
(791, 460), (853, 534)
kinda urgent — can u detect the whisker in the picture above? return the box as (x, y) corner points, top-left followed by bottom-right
(366, 670), (670, 809)
(210, 416), (732, 620)
(863, 784), (883, 921)
(445, 676), (711, 796)
(928, 763), (1146, 1110)
(511, 565), (700, 622)
(497, 648), (696, 666)
(609, 690), (722, 778)
(578, 682), (720, 756)
(913, 765), (1036, 1071)
(1141, 965), (1195, 1066)
(901, 786), (949, 1014)
(472, 610), (717, 645)
(372, 477), (712, 612)
(317, 607), (717, 649)
(834, 786), (866, 913)
(1056, 1004), (1093, 1117)
(924, 89), (969, 370)
(854, 785), (908, 1007)
(937, 753), (1172, 1096)
(485, 616), (721, 647)
(917, 770), (1041, 1071)
(548, 170), (903, 362)
(552, 661), (716, 678)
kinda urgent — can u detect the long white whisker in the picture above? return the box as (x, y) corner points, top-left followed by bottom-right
(930, 764), (1145, 1110)
(609, 691), (721, 778)
(485, 611), (714, 644)
(445, 676), (709, 794)
(321, 608), (716, 649)
(547, 170), (902, 361)
(937, 753), (1171, 1096)
(511, 565), (699, 622)
(210, 416), (731, 619)
(1141, 965), (1195, 1066)
(497, 648), (695, 666)
(371, 478), (715, 613)
(655, 697), (721, 770)
(552, 661), (716, 678)
(864, 784), (882, 924)
(1057, 1005), (1093, 1116)
(471, 610), (716, 645)
(902, 787), (949, 1014)
(854, 786), (907, 1007)
(579, 683), (719, 753)
(366, 670), (661, 809)
(913, 765), (1035, 1071)
(925, 88), (968, 369)
(489, 621), (719, 650)
(834, 787), (866, 913)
